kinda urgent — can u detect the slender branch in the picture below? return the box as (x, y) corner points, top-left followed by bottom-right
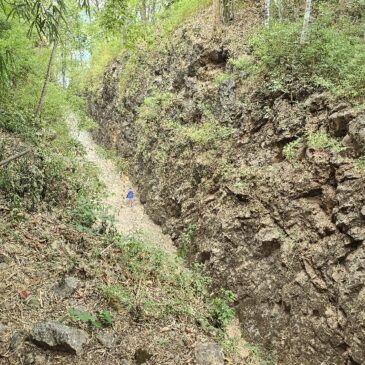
(0, 149), (31, 168)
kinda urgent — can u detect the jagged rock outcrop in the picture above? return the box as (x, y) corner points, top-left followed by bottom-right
(88, 9), (365, 365)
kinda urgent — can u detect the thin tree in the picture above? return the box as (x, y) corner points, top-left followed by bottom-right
(34, 40), (58, 119)
(141, 0), (148, 22)
(339, 0), (346, 17)
(222, 0), (234, 22)
(213, 0), (220, 28)
(300, 0), (312, 44)
(265, 0), (271, 27)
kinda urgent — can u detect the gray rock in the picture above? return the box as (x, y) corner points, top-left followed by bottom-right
(120, 360), (130, 365)
(304, 92), (329, 112)
(348, 115), (365, 151)
(329, 109), (356, 137)
(194, 342), (224, 365)
(53, 276), (79, 298)
(31, 321), (88, 354)
(96, 332), (114, 348)
(361, 206), (365, 218)
(9, 331), (26, 352)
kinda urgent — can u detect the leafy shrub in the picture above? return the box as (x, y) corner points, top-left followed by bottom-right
(0, 108), (35, 140)
(178, 223), (197, 258)
(355, 156), (365, 171)
(177, 121), (233, 145)
(307, 131), (346, 153)
(72, 195), (100, 229)
(250, 13), (365, 99)
(214, 72), (235, 85)
(68, 308), (113, 330)
(209, 289), (237, 329)
(100, 233), (236, 327)
(283, 138), (304, 160)
(228, 55), (256, 77)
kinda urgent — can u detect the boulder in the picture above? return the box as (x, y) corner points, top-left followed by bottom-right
(31, 321), (88, 354)
(329, 109), (356, 137)
(9, 331), (26, 352)
(96, 331), (114, 348)
(348, 115), (365, 151)
(52, 276), (79, 298)
(194, 342), (224, 365)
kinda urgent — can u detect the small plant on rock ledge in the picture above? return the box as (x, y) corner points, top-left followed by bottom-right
(67, 308), (113, 330)
(283, 137), (304, 160)
(307, 131), (346, 153)
(209, 289), (237, 330)
(355, 156), (365, 171)
(178, 223), (197, 258)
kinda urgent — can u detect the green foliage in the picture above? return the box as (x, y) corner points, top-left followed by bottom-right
(85, 0), (211, 88)
(103, 285), (134, 310)
(209, 289), (237, 329)
(228, 55), (255, 77)
(100, 232), (235, 330)
(244, 343), (273, 365)
(0, 0), (90, 41)
(176, 121), (233, 145)
(250, 12), (365, 99)
(283, 137), (304, 160)
(68, 308), (113, 330)
(307, 131), (346, 153)
(72, 195), (99, 229)
(214, 72), (234, 86)
(355, 156), (365, 171)
(0, 108), (35, 139)
(159, 0), (210, 35)
(136, 92), (233, 155)
(177, 223), (197, 258)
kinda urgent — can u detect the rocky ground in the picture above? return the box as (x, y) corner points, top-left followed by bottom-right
(88, 3), (365, 364)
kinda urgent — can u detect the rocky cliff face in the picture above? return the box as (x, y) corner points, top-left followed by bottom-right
(88, 7), (365, 364)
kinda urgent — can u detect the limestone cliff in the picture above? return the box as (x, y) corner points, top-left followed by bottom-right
(88, 6), (365, 364)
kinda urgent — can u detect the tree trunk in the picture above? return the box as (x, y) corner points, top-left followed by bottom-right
(222, 0), (234, 22)
(141, 0), (147, 22)
(265, 0), (271, 27)
(213, 0), (221, 29)
(34, 40), (58, 119)
(339, 0), (346, 17)
(61, 49), (67, 88)
(300, 0), (312, 44)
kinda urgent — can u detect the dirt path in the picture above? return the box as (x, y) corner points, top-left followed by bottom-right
(67, 114), (176, 254)
(67, 114), (252, 361)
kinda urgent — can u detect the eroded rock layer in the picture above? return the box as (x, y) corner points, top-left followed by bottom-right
(89, 9), (365, 364)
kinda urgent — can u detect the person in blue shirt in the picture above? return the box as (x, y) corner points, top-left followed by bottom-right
(126, 188), (135, 207)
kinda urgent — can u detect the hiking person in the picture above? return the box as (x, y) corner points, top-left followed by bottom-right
(126, 188), (134, 207)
